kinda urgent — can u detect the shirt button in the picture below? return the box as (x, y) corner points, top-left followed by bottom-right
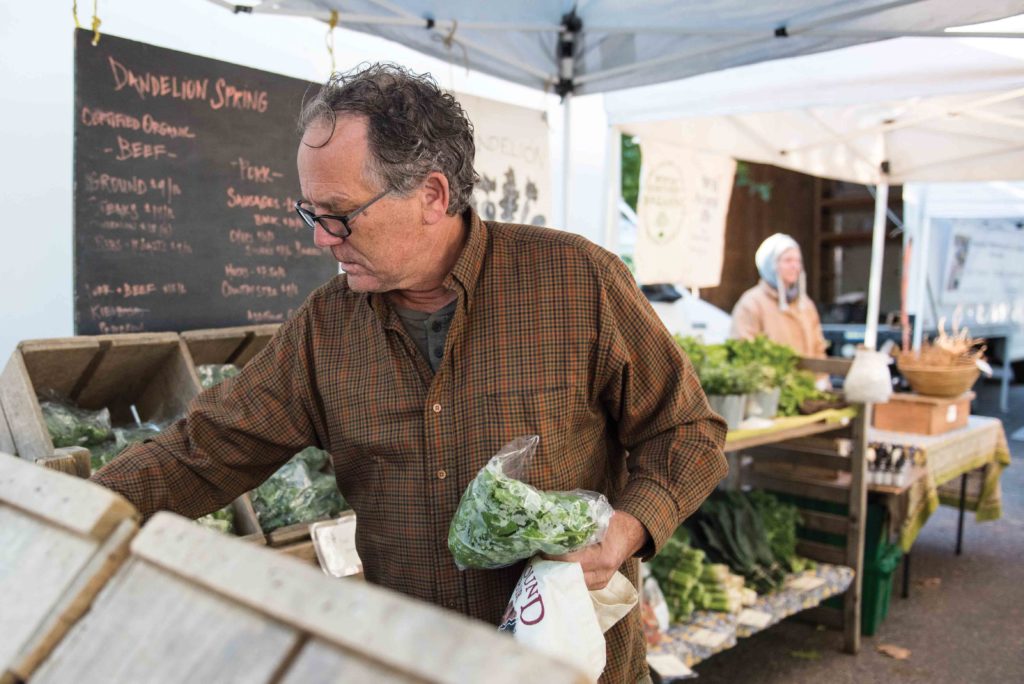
(437, 469), (447, 480)
(433, 347), (443, 359)
(432, 321), (443, 332)
(432, 403), (442, 413)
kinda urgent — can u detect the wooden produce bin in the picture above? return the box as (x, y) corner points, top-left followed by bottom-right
(0, 333), (261, 541)
(28, 512), (587, 684)
(873, 391), (973, 435)
(180, 323), (281, 373)
(1, 453), (139, 683)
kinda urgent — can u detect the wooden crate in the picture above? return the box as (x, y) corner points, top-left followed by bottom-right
(0, 401), (15, 455)
(873, 391), (973, 435)
(0, 333), (262, 540)
(0, 333), (200, 461)
(29, 512), (588, 684)
(0, 453), (139, 683)
(181, 323), (280, 371)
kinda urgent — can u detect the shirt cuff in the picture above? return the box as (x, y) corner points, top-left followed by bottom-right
(613, 477), (683, 562)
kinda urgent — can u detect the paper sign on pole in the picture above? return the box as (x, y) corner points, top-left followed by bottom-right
(635, 143), (735, 287)
(458, 94), (552, 228)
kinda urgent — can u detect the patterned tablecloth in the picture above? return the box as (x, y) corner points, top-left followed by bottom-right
(868, 415), (1011, 551)
(647, 563), (855, 670)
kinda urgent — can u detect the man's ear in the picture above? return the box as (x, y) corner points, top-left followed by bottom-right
(420, 171), (451, 224)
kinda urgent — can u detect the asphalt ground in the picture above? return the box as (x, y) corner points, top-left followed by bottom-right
(688, 377), (1024, 683)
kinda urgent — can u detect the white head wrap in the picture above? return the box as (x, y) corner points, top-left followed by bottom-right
(754, 233), (804, 311)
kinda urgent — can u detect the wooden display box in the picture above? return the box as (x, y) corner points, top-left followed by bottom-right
(181, 324), (280, 373)
(0, 333), (261, 541)
(872, 391), (974, 435)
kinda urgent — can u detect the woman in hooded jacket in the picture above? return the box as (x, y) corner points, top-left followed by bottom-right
(730, 233), (827, 359)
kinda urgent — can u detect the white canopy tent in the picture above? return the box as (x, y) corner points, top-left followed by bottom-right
(606, 34), (1024, 351)
(207, 1), (1021, 228)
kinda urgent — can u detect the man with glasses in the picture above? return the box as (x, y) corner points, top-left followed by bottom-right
(93, 63), (727, 684)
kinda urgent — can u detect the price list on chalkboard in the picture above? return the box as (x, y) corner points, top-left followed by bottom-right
(74, 29), (338, 334)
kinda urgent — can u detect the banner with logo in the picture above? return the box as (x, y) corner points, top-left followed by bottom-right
(635, 143), (735, 287)
(459, 94), (551, 227)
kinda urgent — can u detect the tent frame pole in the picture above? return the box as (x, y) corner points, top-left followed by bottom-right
(864, 180), (890, 350)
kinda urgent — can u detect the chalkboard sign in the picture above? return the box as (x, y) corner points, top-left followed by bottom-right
(74, 29), (337, 334)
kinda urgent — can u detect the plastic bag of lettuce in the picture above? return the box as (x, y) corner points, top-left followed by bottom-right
(448, 436), (614, 570)
(251, 447), (348, 532)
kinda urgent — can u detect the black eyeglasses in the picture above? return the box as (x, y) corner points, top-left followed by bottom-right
(294, 188), (389, 238)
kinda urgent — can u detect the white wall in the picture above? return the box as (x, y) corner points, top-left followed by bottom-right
(0, 0), (609, 360)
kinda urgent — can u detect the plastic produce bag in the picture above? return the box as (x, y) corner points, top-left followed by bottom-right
(448, 436), (614, 570)
(251, 449), (347, 532)
(40, 400), (113, 448)
(197, 363), (240, 390)
(499, 558), (636, 682)
(89, 423), (162, 472)
(844, 349), (893, 403)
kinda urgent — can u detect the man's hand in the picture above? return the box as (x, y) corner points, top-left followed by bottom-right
(543, 510), (649, 590)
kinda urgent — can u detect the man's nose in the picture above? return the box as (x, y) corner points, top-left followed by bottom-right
(313, 224), (344, 249)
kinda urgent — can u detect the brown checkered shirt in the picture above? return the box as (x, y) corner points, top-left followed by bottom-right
(93, 209), (728, 683)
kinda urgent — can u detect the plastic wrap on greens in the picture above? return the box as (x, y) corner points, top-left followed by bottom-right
(447, 436), (613, 570)
(89, 424), (162, 472)
(251, 450), (346, 532)
(41, 401), (113, 448)
(197, 363), (241, 389)
(196, 505), (236, 534)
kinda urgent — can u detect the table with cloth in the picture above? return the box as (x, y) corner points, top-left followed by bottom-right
(868, 415), (1011, 552)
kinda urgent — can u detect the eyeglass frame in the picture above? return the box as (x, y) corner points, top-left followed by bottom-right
(294, 188), (390, 239)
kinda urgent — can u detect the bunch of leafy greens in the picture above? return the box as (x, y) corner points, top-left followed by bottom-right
(688, 492), (788, 594)
(41, 401), (113, 448)
(675, 335), (833, 415)
(89, 424), (162, 472)
(196, 505), (236, 535)
(448, 452), (610, 570)
(747, 490), (813, 573)
(251, 447), (347, 532)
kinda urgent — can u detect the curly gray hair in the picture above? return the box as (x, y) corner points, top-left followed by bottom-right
(298, 63), (478, 216)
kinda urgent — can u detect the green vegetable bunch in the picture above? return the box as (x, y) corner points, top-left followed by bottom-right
(777, 369), (826, 417)
(251, 448), (348, 532)
(41, 401), (113, 448)
(448, 436), (613, 570)
(689, 492), (788, 594)
(196, 505), (236, 535)
(748, 490), (813, 574)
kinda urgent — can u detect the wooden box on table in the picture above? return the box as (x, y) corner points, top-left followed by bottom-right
(180, 323), (281, 380)
(872, 391), (973, 435)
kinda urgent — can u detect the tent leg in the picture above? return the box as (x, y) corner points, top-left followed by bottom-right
(911, 210), (931, 351)
(864, 183), (889, 350)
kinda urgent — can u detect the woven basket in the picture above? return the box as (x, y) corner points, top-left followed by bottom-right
(896, 361), (980, 398)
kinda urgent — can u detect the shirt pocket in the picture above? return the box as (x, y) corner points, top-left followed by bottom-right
(485, 384), (582, 492)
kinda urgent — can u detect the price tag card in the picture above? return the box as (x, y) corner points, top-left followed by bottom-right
(687, 628), (729, 649)
(646, 653), (694, 679)
(737, 609), (772, 630)
(788, 575), (826, 591)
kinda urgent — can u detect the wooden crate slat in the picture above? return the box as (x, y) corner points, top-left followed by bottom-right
(181, 324), (280, 367)
(746, 471), (850, 504)
(0, 453), (136, 539)
(280, 639), (421, 684)
(129, 513), (586, 683)
(29, 560), (300, 684)
(747, 446), (850, 473)
(796, 540), (847, 566)
(1, 351), (55, 460)
(798, 357), (852, 376)
(36, 447), (91, 478)
(0, 403), (16, 456)
(798, 509), (848, 536)
(230, 493), (263, 539)
(3, 518), (136, 682)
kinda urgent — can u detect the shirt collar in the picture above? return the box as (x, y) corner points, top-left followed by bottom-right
(368, 207), (488, 327)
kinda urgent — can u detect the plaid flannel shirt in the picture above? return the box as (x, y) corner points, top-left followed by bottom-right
(93, 209), (728, 682)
